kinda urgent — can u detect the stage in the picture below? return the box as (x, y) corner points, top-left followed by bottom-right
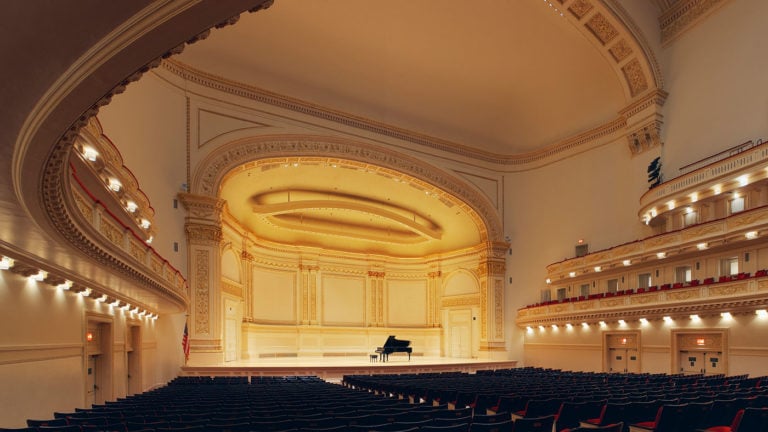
(181, 355), (518, 382)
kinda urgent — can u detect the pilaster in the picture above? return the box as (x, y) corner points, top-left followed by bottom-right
(178, 192), (225, 364)
(478, 242), (508, 356)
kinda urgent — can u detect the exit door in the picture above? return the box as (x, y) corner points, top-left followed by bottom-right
(608, 348), (639, 373)
(86, 355), (99, 406)
(680, 351), (723, 375)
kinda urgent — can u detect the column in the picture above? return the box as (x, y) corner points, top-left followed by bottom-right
(477, 241), (507, 357)
(178, 192), (225, 364)
(427, 271), (442, 327)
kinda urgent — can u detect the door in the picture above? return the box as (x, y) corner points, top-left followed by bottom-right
(703, 351), (724, 375)
(448, 309), (472, 358)
(680, 351), (705, 374)
(608, 349), (627, 373)
(86, 355), (98, 406)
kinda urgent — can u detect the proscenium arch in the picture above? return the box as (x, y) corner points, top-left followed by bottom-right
(191, 134), (503, 245)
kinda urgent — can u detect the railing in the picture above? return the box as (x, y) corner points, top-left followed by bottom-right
(640, 139), (768, 210)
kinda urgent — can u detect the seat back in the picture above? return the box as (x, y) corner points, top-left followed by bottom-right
(511, 415), (555, 432)
(735, 407), (768, 431)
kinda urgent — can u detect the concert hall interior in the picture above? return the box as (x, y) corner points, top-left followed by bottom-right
(2, 0), (768, 428)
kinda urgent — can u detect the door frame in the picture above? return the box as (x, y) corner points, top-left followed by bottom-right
(85, 312), (113, 405)
(602, 330), (641, 373)
(671, 329), (728, 375)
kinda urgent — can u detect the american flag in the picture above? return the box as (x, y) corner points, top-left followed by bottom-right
(182, 322), (190, 363)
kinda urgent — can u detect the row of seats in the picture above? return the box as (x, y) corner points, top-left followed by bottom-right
(525, 269), (766, 308)
(343, 368), (768, 431)
(8, 369), (768, 432)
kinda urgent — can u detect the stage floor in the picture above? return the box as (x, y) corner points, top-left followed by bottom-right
(182, 356), (518, 382)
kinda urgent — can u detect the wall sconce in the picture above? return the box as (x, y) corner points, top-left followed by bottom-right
(80, 288), (92, 297)
(657, 252), (666, 259)
(82, 147), (98, 162)
(125, 201), (138, 213)
(108, 178), (122, 192)
(697, 243), (708, 250)
(746, 231), (758, 240)
(86, 331), (94, 342)
(30, 270), (47, 282)
(0, 256), (14, 270)
(57, 280), (73, 290)
(594, 266), (602, 272)
(622, 260), (631, 266)
(140, 219), (151, 229)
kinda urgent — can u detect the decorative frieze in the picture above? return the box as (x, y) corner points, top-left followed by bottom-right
(195, 250), (210, 335)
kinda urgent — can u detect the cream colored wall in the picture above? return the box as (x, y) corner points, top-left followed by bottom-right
(0, 270), (182, 428)
(524, 312), (768, 376)
(660, 0), (768, 176)
(505, 138), (654, 363)
(97, 73), (189, 275)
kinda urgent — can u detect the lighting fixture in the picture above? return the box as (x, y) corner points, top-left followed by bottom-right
(121, 303), (131, 311)
(713, 185), (722, 195)
(125, 201), (138, 213)
(30, 270), (47, 282)
(57, 280), (73, 290)
(618, 319), (626, 326)
(145, 235), (153, 244)
(0, 256), (14, 270)
(685, 207), (694, 214)
(82, 146), (98, 162)
(623, 259), (631, 266)
(108, 178), (122, 192)
(545, 278), (551, 284)
(756, 310), (768, 318)
(599, 321), (606, 327)
(565, 323), (573, 329)
(639, 318), (648, 325)
(657, 252), (666, 259)
(140, 219), (151, 229)
(721, 312), (733, 320)
(569, 271), (576, 277)
(110, 300), (121, 307)
(594, 266), (601, 272)
(690, 314), (700, 321)
(80, 288), (92, 297)
(697, 243), (708, 250)
(96, 294), (108, 303)
(551, 324), (558, 329)
(663, 316), (673, 323)
(667, 201), (675, 210)
(690, 192), (698, 203)
(581, 322), (589, 328)
(746, 231), (758, 240)
(738, 175), (749, 186)
(526, 326), (533, 333)
(538, 325), (545, 331)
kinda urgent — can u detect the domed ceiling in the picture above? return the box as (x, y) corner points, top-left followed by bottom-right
(177, 0), (626, 155)
(220, 158), (483, 257)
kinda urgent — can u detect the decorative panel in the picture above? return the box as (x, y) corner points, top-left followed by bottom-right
(252, 267), (296, 323)
(321, 275), (365, 326)
(387, 279), (428, 326)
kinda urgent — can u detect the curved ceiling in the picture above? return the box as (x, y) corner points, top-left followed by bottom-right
(176, 0), (627, 156)
(220, 159), (483, 257)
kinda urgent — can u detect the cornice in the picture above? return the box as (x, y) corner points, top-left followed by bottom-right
(659, 0), (732, 46)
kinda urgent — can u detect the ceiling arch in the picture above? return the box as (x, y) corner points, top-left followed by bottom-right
(192, 134), (505, 256)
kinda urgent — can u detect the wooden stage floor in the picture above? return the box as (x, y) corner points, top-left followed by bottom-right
(181, 356), (518, 382)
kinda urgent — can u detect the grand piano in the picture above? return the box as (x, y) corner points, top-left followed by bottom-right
(375, 335), (412, 362)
